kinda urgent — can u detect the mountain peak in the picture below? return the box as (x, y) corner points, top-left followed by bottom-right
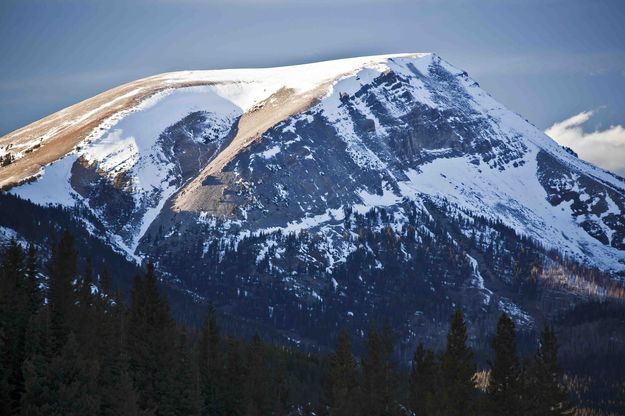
(0, 53), (433, 190)
(3, 53), (625, 278)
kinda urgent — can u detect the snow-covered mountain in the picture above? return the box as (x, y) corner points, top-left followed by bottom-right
(2, 53), (625, 346)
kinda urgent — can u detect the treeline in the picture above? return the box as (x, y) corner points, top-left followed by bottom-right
(325, 310), (571, 416)
(1, 231), (572, 415)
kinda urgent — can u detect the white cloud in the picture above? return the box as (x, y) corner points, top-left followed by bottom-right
(545, 111), (625, 176)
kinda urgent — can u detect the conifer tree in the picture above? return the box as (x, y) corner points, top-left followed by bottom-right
(220, 337), (245, 416)
(106, 369), (151, 416)
(76, 257), (97, 359)
(437, 309), (477, 416)
(97, 280), (145, 416)
(327, 329), (359, 416)
(488, 313), (521, 416)
(0, 329), (11, 416)
(78, 257), (94, 309)
(0, 240), (28, 414)
(25, 244), (41, 315)
(47, 230), (78, 354)
(21, 333), (100, 416)
(360, 325), (398, 416)
(127, 261), (191, 416)
(409, 343), (436, 416)
(198, 305), (221, 416)
(244, 334), (271, 416)
(525, 326), (572, 416)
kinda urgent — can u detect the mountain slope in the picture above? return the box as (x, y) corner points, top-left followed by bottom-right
(2, 53), (625, 349)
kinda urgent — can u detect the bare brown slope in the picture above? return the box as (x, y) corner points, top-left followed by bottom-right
(173, 83), (330, 213)
(0, 76), (216, 190)
(0, 64), (352, 201)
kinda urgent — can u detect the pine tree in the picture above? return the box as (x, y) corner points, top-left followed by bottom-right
(21, 333), (100, 416)
(326, 329), (359, 416)
(525, 326), (572, 416)
(244, 334), (271, 416)
(19, 309), (51, 415)
(25, 244), (41, 315)
(76, 257), (96, 359)
(409, 343), (436, 416)
(178, 331), (201, 416)
(488, 313), (521, 416)
(78, 257), (94, 309)
(437, 309), (477, 416)
(360, 325), (398, 416)
(0, 330), (11, 416)
(198, 305), (221, 416)
(97, 281), (145, 416)
(20, 353), (51, 416)
(106, 369), (151, 416)
(222, 338), (245, 416)
(98, 265), (111, 294)
(127, 261), (190, 416)
(47, 230), (78, 354)
(0, 240), (27, 414)
(0, 240), (43, 415)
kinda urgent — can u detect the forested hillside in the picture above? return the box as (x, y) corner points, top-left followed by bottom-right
(2, 232), (622, 415)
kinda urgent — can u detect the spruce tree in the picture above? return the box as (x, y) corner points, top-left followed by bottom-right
(21, 333), (100, 416)
(159, 332), (200, 416)
(244, 334), (271, 416)
(327, 329), (358, 416)
(0, 240), (27, 414)
(222, 338), (245, 416)
(0, 240), (43, 415)
(0, 328), (11, 416)
(438, 309), (477, 416)
(76, 257), (96, 359)
(106, 369), (150, 416)
(408, 343), (436, 416)
(525, 326), (572, 416)
(198, 305), (221, 416)
(488, 313), (521, 416)
(25, 244), (41, 315)
(127, 261), (190, 416)
(47, 230), (78, 354)
(360, 325), (398, 416)
(97, 280), (145, 416)
(98, 265), (111, 294)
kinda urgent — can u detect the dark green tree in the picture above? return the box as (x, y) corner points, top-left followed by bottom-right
(25, 244), (41, 315)
(198, 305), (221, 416)
(98, 265), (111, 294)
(488, 313), (521, 416)
(222, 338), (245, 416)
(127, 261), (195, 416)
(158, 332), (200, 416)
(408, 343), (436, 416)
(21, 333), (100, 416)
(326, 329), (359, 416)
(360, 325), (398, 416)
(96, 281), (145, 416)
(244, 335), (271, 416)
(0, 240), (43, 415)
(524, 326), (572, 416)
(437, 309), (477, 416)
(76, 257), (97, 359)
(47, 230), (78, 354)
(0, 240), (27, 415)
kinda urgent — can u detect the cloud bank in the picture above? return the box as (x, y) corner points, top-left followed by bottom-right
(545, 111), (625, 176)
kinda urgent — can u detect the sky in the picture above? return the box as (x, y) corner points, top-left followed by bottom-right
(1, 0), (625, 173)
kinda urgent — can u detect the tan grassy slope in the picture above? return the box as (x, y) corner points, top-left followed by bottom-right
(0, 54), (420, 193)
(0, 75), (216, 190)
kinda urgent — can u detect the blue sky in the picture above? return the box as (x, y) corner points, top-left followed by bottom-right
(1, 0), (625, 171)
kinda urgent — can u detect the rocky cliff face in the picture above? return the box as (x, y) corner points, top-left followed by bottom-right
(3, 53), (625, 350)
